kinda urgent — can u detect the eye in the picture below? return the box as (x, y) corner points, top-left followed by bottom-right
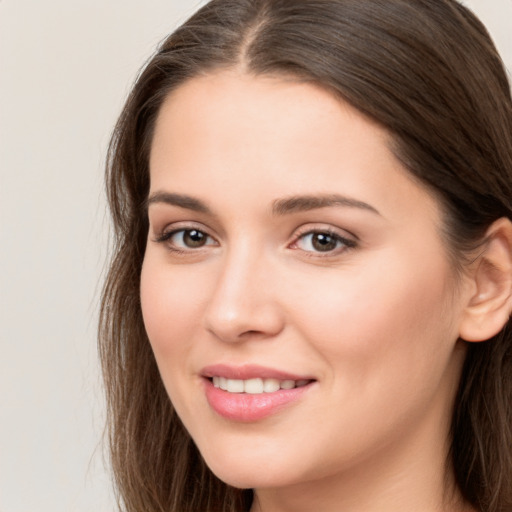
(293, 230), (356, 253)
(156, 228), (216, 250)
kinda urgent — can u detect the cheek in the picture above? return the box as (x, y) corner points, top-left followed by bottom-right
(139, 255), (215, 424)
(288, 247), (459, 381)
(140, 256), (205, 364)
(279, 250), (463, 459)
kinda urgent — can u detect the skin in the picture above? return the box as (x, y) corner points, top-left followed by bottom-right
(141, 71), (477, 512)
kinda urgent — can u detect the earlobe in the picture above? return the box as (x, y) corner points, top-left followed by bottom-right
(459, 218), (512, 343)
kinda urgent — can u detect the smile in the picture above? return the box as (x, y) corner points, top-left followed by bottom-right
(203, 369), (316, 422)
(211, 376), (312, 394)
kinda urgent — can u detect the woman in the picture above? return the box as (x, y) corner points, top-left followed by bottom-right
(99, 1), (512, 511)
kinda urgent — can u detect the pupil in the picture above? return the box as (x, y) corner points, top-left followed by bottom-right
(184, 230), (206, 247)
(312, 233), (337, 252)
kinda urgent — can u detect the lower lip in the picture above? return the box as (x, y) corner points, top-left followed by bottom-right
(203, 379), (313, 422)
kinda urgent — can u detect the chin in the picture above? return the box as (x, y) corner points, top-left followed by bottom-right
(197, 443), (298, 489)
(207, 463), (291, 490)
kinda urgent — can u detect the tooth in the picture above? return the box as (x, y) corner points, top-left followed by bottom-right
(244, 378), (264, 394)
(215, 376), (305, 393)
(226, 379), (244, 393)
(263, 378), (280, 393)
(280, 380), (295, 390)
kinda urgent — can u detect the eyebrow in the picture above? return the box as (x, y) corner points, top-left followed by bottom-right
(272, 194), (380, 216)
(146, 192), (212, 214)
(146, 191), (380, 216)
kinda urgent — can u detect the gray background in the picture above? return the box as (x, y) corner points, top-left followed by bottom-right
(0, 1), (510, 511)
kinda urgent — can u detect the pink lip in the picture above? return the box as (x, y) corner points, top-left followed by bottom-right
(201, 364), (316, 422)
(201, 363), (314, 381)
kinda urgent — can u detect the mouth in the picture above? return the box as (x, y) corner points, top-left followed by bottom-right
(201, 365), (316, 422)
(209, 376), (313, 394)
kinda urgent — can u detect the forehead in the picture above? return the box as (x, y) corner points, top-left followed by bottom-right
(151, 71), (389, 145)
(149, 71), (440, 227)
(150, 72), (385, 180)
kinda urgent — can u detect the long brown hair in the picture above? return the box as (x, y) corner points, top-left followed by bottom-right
(99, 1), (512, 511)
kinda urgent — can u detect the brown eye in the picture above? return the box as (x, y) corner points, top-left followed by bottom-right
(158, 228), (216, 250)
(182, 229), (208, 248)
(294, 230), (356, 254)
(311, 233), (338, 252)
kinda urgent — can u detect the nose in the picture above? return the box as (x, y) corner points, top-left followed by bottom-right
(203, 246), (285, 343)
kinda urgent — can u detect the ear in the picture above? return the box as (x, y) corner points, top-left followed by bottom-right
(459, 218), (512, 342)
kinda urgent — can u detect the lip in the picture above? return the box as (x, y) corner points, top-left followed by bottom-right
(201, 364), (316, 422)
(201, 363), (315, 381)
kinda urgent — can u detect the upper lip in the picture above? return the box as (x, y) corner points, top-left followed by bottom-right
(201, 363), (315, 381)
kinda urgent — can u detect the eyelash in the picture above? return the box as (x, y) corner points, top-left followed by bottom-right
(290, 228), (357, 255)
(154, 227), (217, 254)
(154, 226), (357, 256)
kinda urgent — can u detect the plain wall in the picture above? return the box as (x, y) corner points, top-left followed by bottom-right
(0, 1), (510, 511)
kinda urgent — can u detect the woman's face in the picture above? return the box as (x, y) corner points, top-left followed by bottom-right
(141, 71), (470, 498)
